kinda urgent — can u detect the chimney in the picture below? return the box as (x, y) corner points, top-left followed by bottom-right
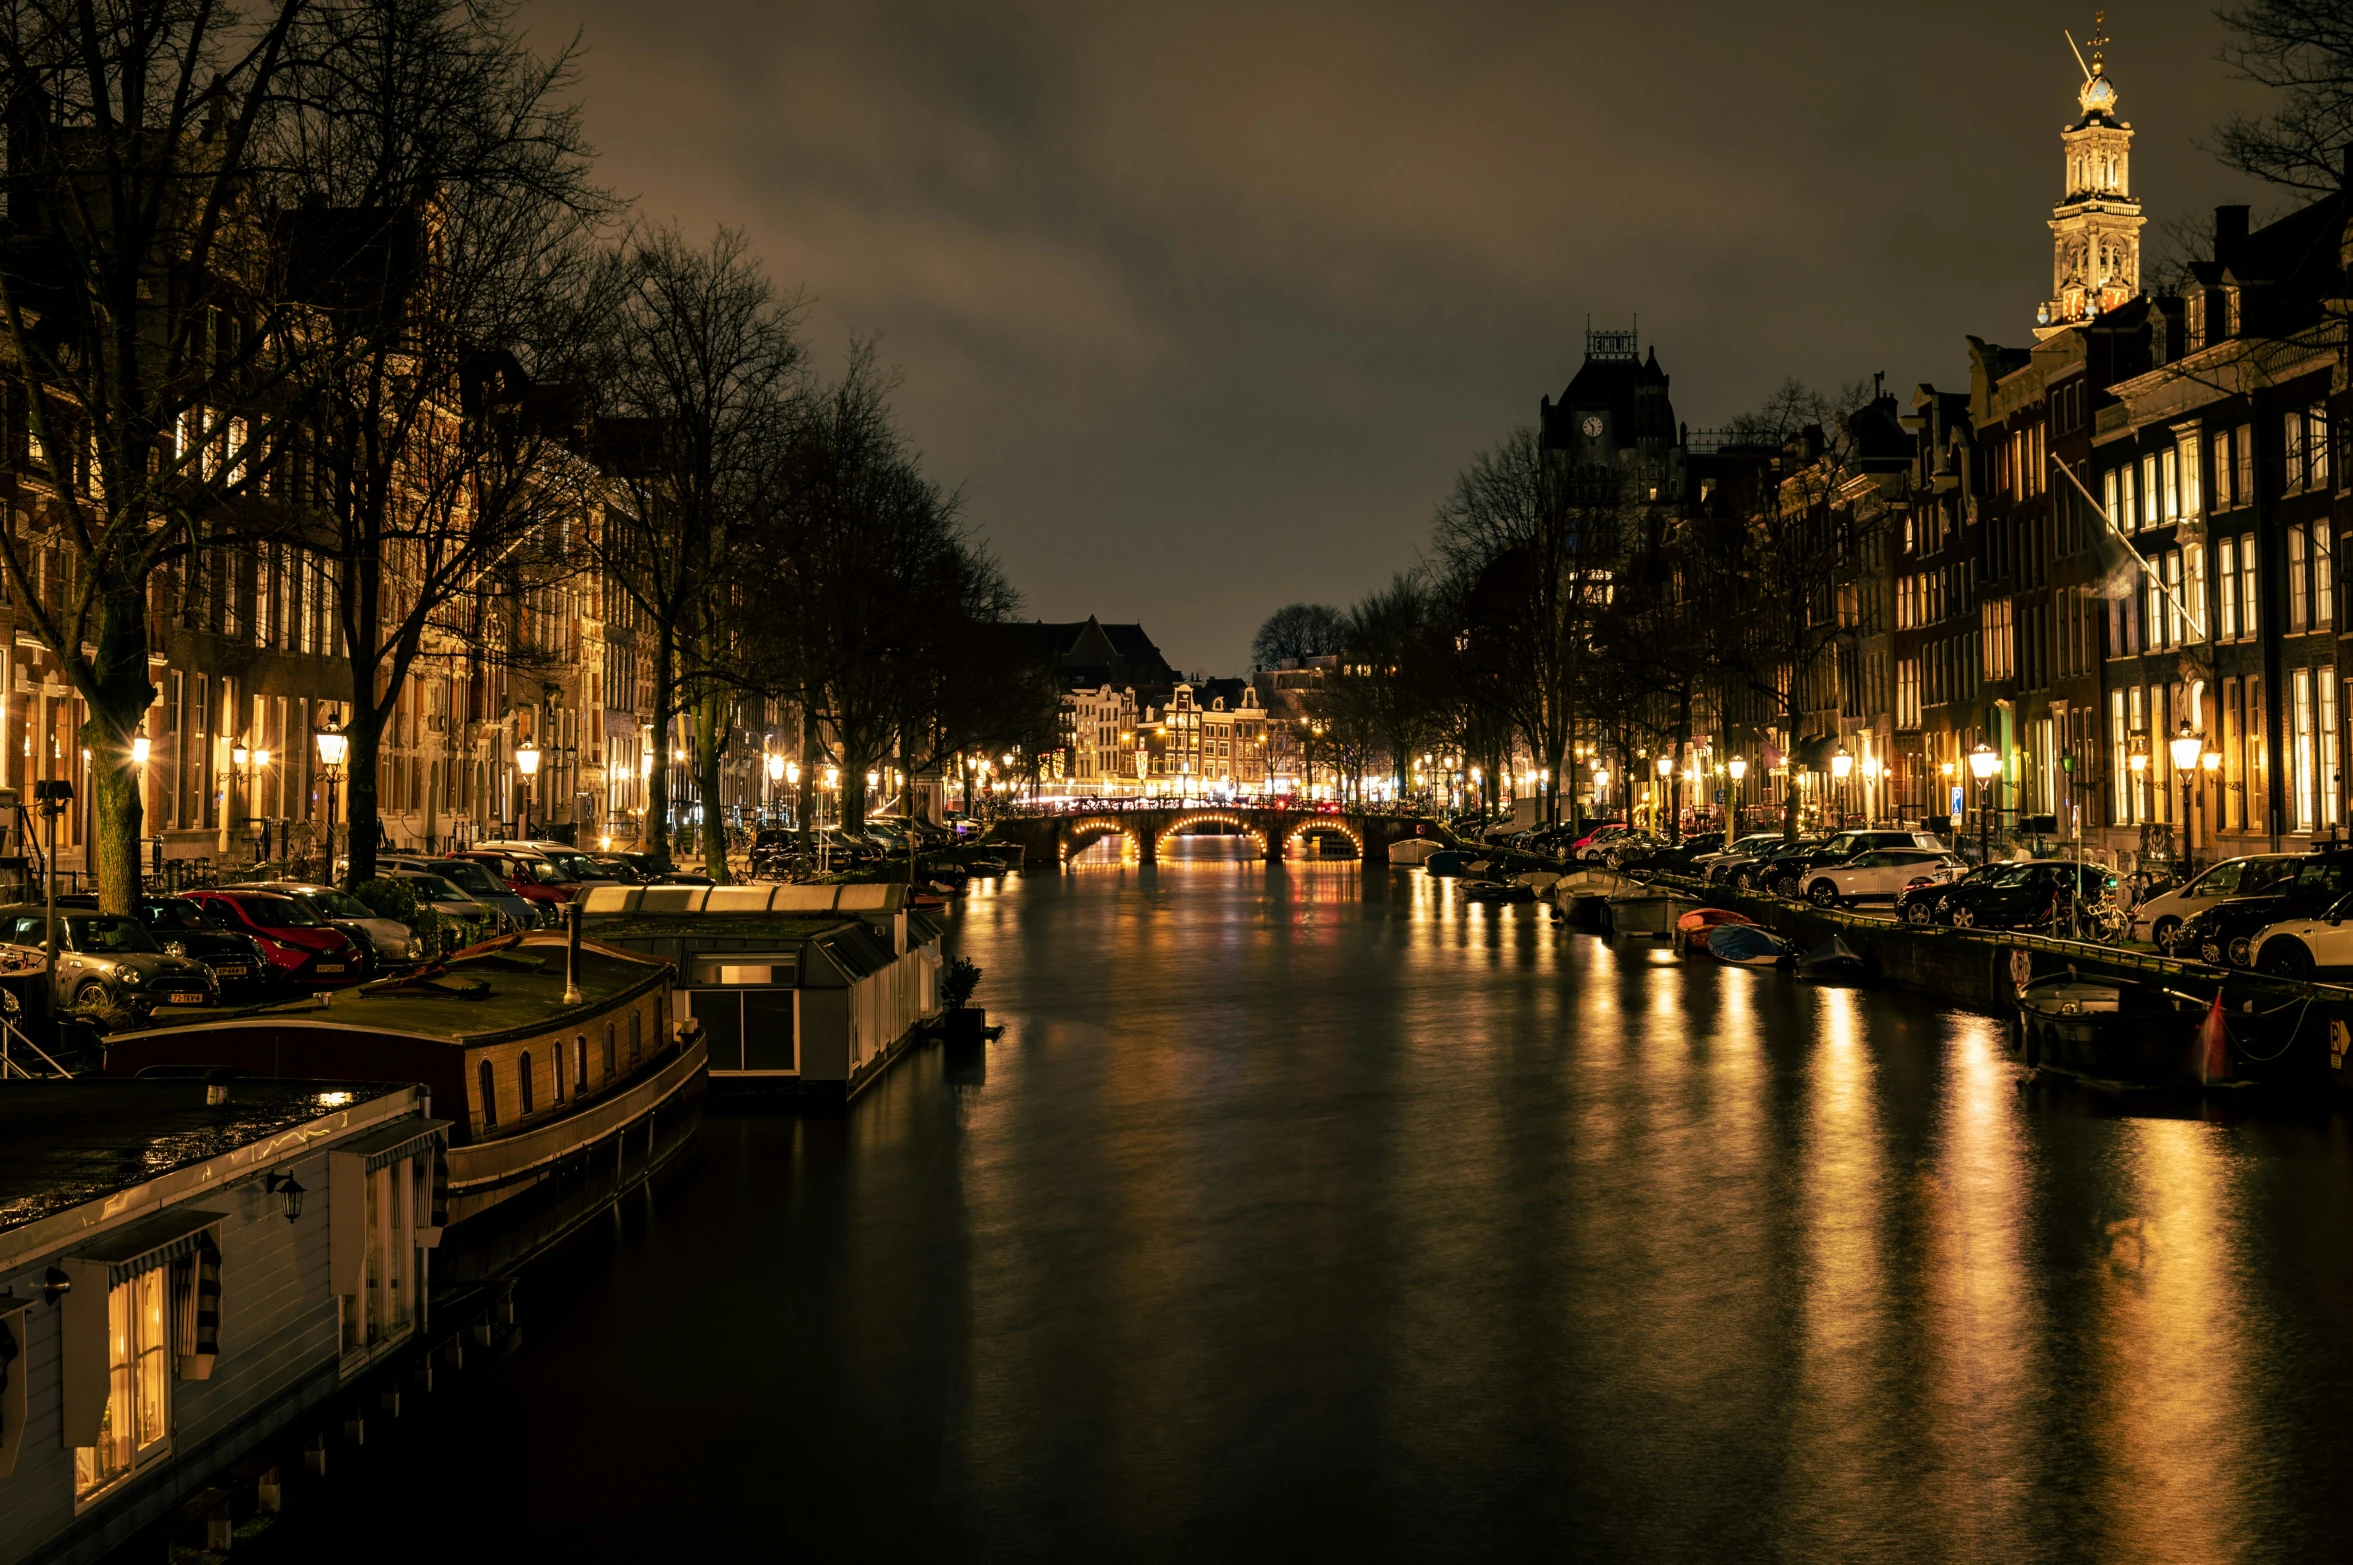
(563, 897), (583, 1005)
(2215, 205), (2251, 268)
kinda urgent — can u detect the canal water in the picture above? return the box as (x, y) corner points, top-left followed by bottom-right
(303, 843), (2353, 1564)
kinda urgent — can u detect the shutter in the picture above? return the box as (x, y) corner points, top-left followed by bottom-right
(329, 1148), (367, 1299)
(174, 1240), (222, 1380)
(0, 1304), (25, 1478)
(59, 1256), (110, 1449)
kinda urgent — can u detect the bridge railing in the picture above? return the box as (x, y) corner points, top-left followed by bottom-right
(992, 797), (1439, 820)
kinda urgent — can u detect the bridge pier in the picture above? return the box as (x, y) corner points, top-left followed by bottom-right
(1138, 827), (1157, 866)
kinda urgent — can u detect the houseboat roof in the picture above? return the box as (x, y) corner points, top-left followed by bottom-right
(164, 935), (669, 1050)
(0, 1077), (413, 1235)
(576, 882), (913, 917)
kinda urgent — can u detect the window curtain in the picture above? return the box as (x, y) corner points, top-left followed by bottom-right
(172, 1238), (221, 1380)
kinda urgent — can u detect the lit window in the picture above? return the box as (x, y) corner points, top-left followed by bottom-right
(74, 1269), (170, 1497)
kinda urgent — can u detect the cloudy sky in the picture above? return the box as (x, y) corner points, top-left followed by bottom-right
(520, 0), (2276, 675)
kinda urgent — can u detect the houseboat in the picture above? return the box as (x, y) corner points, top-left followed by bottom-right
(96, 927), (705, 1286)
(575, 881), (942, 1099)
(2, 1077), (446, 1565)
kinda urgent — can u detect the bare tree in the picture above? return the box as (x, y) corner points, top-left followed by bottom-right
(595, 224), (803, 876)
(2214, 0), (2353, 192)
(0, 0), (305, 910)
(274, 0), (612, 881)
(1249, 602), (1346, 668)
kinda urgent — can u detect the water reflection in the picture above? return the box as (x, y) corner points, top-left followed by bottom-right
(297, 852), (2353, 1563)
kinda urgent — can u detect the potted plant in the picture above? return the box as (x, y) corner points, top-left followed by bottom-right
(940, 955), (984, 1044)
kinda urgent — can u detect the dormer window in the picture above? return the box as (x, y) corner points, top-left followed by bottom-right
(2223, 287), (2242, 337)
(2185, 292), (2206, 351)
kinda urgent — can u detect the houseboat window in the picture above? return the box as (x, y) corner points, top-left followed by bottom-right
(576, 1034), (590, 1094)
(518, 1052), (534, 1116)
(340, 1159), (417, 1355)
(75, 1269), (170, 1497)
(553, 1043), (567, 1102)
(603, 1022), (616, 1079)
(628, 1011), (641, 1066)
(479, 1060), (497, 1128)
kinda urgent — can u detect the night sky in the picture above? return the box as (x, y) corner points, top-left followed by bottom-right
(521, 1), (2276, 675)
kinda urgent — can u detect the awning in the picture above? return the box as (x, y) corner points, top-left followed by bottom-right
(333, 1118), (451, 1176)
(78, 1208), (228, 1287)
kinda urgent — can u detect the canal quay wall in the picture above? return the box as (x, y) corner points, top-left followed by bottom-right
(1582, 874), (2353, 1097)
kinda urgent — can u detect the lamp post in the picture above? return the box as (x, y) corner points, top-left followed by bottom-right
(1727, 755), (1748, 848)
(766, 752), (784, 822)
(1860, 755), (1882, 827)
(1831, 745), (1853, 829)
(314, 719), (348, 884)
(1968, 741), (2001, 864)
(1655, 752), (1675, 841)
(2127, 742), (2149, 839)
(515, 741), (541, 840)
(2169, 722), (2203, 870)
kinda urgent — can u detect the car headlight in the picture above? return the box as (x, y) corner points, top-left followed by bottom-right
(118, 968), (144, 987)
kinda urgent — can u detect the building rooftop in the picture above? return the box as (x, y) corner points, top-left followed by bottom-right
(0, 1078), (410, 1234)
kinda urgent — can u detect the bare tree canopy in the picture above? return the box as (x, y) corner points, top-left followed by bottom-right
(2214, 0), (2353, 191)
(1250, 602), (1346, 668)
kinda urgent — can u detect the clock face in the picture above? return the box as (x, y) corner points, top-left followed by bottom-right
(1581, 415), (1604, 439)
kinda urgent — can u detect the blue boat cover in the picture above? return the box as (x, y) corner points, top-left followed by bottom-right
(1707, 924), (1789, 965)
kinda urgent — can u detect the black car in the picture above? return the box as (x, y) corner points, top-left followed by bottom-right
(2175, 851), (2353, 967)
(1721, 837), (1828, 891)
(1751, 829), (1949, 899)
(129, 897), (272, 995)
(1894, 860), (2116, 929)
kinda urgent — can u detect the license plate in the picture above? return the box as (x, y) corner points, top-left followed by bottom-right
(213, 966), (247, 978)
(317, 963), (345, 974)
(165, 993), (207, 1005)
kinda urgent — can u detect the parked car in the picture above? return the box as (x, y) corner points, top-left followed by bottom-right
(1719, 837), (1828, 891)
(375, 854), (539, 928)
(1801, 848), (1970, 908)
(0, 905), (221, 1013)
(1572, 824), (1640, 861)
(238, 881), (420, 965)
(1752, 829), (1950, 899)
(177, 888), (366, 986)
(473, 840), (628, 885)
(2129, 853), (2299, 952)
(2250, 892), (2353, 977)
(447, 848), (583, 920)
(2175, 851), (2353, 968)
(1894, 860), (2116, 930)
(378, 867), (500, 924)
(124, 896), (271, 996)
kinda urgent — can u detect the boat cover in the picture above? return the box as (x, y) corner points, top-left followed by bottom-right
(1707, 924), (1790, 965)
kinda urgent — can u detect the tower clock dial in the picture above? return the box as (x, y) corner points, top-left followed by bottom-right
(1581, 415), (1604, 438)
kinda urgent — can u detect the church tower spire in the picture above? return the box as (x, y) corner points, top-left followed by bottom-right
(2038, 11), (2144, 337)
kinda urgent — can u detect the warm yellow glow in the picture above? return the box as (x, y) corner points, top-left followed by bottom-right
(515, 743), (540, 778)
(314, 722), (348, 768)
(766, 753), (785, 781)
(1728, 756), (1748, 782)
(785, 761), (801, 786)
(1831, 747), (1854, 780)
(254, 749), (271, 769)
(130, 737), (149, 766)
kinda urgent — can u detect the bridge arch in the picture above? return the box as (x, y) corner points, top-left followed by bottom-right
(1284, 816), (1363, 858)
(1061, 816), (1142, 865)
(1154, 810), (1271, 857)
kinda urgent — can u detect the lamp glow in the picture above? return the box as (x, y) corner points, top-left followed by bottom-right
(1968, 742), (2000, 782)
(1728, 756), (1748, 782)
(515, 743), (541, 778)
(313, 721), (347, 769)
(2168, 723), (2201, 773)
(1830, 747), (1853, 780)
(766, 753), (785, 782)
(130, 736), (149, 766)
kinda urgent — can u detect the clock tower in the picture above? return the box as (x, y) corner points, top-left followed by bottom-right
(2038, 12), (2143, 338)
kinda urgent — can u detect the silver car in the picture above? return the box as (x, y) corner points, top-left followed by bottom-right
(236, 881), (419, 965)
(0, 907), (220, 1012)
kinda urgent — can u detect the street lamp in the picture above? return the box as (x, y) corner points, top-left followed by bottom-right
(1725, 755), (1748, 847)
(2170, 722), (2202, 868)
(1968, 741), (2001, 864)
(1831, 745), (1853, 830)
(314, 719), (348, 882)
(516, 741), (541, 840)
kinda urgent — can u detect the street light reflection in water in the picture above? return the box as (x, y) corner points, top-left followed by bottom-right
(285, 852), (2353, 1563)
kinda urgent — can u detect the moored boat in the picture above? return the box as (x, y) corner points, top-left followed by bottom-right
(97, 927), (705, 1289)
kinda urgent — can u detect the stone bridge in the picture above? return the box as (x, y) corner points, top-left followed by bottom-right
(988, 806), (1446, 867)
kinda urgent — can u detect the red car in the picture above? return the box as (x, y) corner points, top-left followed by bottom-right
(449, 849), (579, 922)
(178, 888), (365, 987)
